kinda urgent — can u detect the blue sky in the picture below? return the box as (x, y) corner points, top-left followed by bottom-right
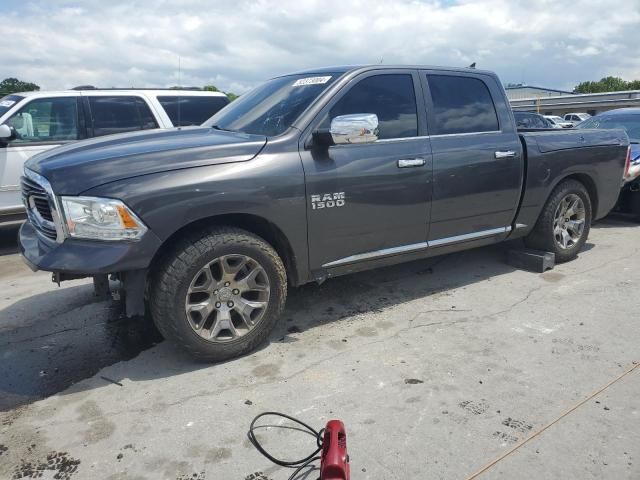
(1, 0), (639, 93)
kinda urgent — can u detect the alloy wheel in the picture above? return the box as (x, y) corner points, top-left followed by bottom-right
(553, 193), (586, 250)
(185, 254), (270, 342)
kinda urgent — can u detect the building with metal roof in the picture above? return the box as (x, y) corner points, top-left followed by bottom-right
(510, 89), (640, 116)
(504, 85), (574, 100)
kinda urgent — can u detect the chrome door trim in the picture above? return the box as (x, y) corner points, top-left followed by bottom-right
(322, 227), (511, 268)
(376, 135), (431, 143)
(430, 130), (502, 139)
(322, 242), (430, 268)
(397, 158), (426, 168)
(429, 226), (511, 247)
(494, 150), (517, 159)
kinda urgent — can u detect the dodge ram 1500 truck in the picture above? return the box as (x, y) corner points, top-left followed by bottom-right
(19, 65), (631, 361)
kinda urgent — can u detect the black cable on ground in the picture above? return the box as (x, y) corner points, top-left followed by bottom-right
(248, 411), (325, 479)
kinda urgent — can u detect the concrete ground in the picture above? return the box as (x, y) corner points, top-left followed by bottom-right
(0, 218), (638, 480)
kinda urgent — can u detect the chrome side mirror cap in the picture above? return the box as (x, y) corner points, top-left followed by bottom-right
(330, 113), (379, 145)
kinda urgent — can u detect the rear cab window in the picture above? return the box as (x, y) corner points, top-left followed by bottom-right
(426, 74), (499, 135)
(87, 96), (158, 137)
(157, 95), (229, 126)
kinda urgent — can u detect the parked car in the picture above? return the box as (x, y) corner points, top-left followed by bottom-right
(544, 115), (573, 128)
(577, 108), (640, 219)
(0, 89), (229, 222)
(19, 65), (629, 361)
(564, 112), (591, 126)
(513, 111), (556, 129)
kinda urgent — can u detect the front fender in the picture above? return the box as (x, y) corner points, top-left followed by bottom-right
(84, 151), (310, 283)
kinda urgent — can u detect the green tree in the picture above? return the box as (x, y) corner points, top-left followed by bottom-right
(203, 84), (238, 101)
(0, 77), (40, 95)
(574, 76), (640, 93)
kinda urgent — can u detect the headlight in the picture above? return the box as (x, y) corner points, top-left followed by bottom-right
(60, 196), (148, 241)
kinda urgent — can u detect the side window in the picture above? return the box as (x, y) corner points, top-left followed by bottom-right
(427, 75), (499, 135)
(136, 98), (159, 130)
(4, 97), (78, 143)
(158, 96), (230, 126)
(327, 74), (418, 140)
(88, 96), (158, 137)
(515, 114), (531, 128)
(532, 115), (545, 128)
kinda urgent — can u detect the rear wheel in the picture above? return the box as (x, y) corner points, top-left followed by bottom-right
(524, 179), (592, 263)
(150, 227), (287, 361)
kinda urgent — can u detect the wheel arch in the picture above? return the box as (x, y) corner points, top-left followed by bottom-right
(150, 213), (301, 287)
(551, 172), (599, 217)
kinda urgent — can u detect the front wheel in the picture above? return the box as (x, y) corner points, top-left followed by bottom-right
(150, 227), (287, 362)
(524, 179), (592, 263)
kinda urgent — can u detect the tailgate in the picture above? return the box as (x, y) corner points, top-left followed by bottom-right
(532, 129), (627, 153)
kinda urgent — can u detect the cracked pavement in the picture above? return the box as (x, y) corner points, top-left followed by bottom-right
(0, 217), (639, 479)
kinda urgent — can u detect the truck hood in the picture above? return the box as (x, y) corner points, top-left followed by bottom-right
(26, 127), (267, 194)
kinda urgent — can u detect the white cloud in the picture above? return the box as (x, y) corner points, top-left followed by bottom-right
(1, 0), (639, 93)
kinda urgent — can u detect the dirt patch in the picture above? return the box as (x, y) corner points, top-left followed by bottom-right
(459, 399), (489, 415)
(12, 451), (81, 480)
(252, 364), (281, 378)
(205, 447), (232, 464)
(76, 400), (116, 444)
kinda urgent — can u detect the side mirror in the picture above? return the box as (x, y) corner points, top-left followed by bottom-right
(0, 124), (14, 141)
(330, 113), (379, 145)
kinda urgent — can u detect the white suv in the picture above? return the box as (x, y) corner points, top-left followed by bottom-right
(563, 112), (591, 126)
(0, 89), (229, 222)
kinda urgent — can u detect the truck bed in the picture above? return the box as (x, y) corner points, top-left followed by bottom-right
(514, 128), (628, 233)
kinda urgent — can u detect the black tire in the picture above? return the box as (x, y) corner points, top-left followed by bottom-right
(524, 179), (592, 263)
(150, 227), (287, 362)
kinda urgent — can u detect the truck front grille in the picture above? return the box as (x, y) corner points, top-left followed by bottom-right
(21, 174), (59, 241)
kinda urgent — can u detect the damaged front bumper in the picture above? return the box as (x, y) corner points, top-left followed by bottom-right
(19, 221), (162, 316)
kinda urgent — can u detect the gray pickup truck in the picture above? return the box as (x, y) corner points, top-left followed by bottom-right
(19, 65), (629, 361)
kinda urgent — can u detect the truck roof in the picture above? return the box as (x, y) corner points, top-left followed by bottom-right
(7, 89), (228, 98)
(280, 64), (496, 77)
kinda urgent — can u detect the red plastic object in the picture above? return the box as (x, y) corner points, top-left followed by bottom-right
(320, 420), (350, 480)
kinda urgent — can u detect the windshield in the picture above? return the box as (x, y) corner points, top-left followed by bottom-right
(203, 73), (341, 136)
(0, 94), (24, 117)
(577, 114), (640, 141)
(549, 116), (563, 122)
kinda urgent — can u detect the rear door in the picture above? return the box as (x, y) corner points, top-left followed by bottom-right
(83, 95), (159, 138)
(156, 95), (230, 126)
(300, 70), (433, 270)
(420, 72), (522, 244)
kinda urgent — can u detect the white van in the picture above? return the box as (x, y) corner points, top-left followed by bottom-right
(0, 88), (229, 222)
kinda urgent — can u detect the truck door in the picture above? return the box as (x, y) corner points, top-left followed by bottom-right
(0, 97), (83, 216)
(300, 70), (433, 271)
(420, 72), (523, 244)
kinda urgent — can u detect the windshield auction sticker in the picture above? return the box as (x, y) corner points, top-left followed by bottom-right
(0, 100), (16, 107)
(292, 76), (332, 87)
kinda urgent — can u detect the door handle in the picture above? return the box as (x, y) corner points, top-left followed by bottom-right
(397, 158), (426, 168)
(495, 150), (517, 159)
